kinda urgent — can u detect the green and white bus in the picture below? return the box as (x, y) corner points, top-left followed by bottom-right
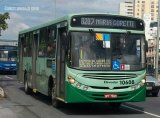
(17, 13), (147, 108)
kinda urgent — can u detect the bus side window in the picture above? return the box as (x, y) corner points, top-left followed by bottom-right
(38, 28), (47, 57)
(47, 27), (56, 57)
(23, 33), (32, 57)
(22, 36), (27, 57)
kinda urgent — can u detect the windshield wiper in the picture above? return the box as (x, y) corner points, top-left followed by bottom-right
(124, 31), (131, 40)
(89, 29), (94, 36)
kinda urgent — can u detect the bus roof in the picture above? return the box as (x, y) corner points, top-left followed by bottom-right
(19, 15), (70, 34)
(19, 13), (143, 34)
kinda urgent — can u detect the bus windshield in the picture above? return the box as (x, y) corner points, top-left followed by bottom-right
(70, 32), (145, 71)
(0, 47), (17, 61)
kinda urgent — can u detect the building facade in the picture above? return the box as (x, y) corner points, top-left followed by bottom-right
(120, 0), (158, 21)
(120, 0), (134, 17)
(0, 39), (18, 46)
(134, 0), (158, 21)
(146, 22), (157, 73)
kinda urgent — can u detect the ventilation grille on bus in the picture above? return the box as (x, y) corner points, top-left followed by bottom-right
(82, 73), (137, 80)
(89, 86), (130, 90)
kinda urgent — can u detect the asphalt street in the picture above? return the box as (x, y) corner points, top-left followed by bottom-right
(0, 75), (160, 118)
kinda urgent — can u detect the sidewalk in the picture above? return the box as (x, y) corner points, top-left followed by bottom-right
(0, 86), (5, 98)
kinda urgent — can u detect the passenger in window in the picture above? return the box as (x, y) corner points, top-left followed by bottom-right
(47, 43), (55, 57)
(38, 49), (44, 56)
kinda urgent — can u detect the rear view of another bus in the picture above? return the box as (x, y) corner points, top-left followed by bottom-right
(0, 45), (17, 74)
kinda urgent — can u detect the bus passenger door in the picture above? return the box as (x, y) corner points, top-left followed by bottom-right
(32, 33), (39, 91)
(18, 36), (24, 82)
(56, 26), (67, 99)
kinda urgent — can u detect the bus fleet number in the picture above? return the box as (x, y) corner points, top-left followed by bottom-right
(81, 18), (95, 25)
(120, 80), (134, 85)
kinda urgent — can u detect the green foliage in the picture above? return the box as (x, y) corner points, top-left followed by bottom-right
(0, 12), (10, 30)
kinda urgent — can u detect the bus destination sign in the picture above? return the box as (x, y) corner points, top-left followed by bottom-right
(71, 15), (144, 30)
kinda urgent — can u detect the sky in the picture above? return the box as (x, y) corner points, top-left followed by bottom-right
(0, 0), (124, 40)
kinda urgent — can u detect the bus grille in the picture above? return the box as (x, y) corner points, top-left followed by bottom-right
(82, 73), (137, 80)
(90, 86), (130, 89)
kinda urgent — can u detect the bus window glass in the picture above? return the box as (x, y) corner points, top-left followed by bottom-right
(8, 50), (17, 61)
(24, 33), (32, 57)
(38, 29), (47, 57)
(70, 32), (145, 71)
(70, 32), (111, 70)
(46, 28), (56, 57)
(0, 46), (17, 61)
(28, 33), (33, 56)
(22, 37), (27, 57)
(111, 34), (145, 70)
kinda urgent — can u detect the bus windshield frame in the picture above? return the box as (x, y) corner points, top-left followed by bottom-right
(69, 31), (146, 71)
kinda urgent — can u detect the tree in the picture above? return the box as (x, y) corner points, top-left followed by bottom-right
(0, 12), (10, 32)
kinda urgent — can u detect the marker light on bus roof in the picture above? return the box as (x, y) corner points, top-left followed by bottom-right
(73, 18), (76, 22)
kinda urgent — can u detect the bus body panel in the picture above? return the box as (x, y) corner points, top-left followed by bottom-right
(65, 67), (146, 103)
(66, 82), (146, 103)
(23, 57), (55, 95)
(0, 61), (16, 72)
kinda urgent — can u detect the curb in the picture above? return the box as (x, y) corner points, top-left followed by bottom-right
(0, 87), (5, 98)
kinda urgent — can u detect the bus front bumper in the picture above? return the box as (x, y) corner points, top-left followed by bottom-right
(65, 82), (146, 103)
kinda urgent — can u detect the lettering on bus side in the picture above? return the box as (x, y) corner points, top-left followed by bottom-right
(120, 80), (135, 85)
(71, 15), (144, 30)
(104, 80), (135, 85)
(104, 81), (118, 84)
(80, 17), (135, 28)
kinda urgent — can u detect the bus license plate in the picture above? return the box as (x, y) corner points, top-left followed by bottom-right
(104, 94), (117, 98)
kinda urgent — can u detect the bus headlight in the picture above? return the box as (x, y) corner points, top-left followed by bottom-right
(67, 76), (75, 84)
(131, 84), (140, 90)
(140, 79), (146, 86)
(83, 85), (88, 90)
(11, 64), (16, 66)
(76, 83), (81, 88)
(131, 79), (145, 90)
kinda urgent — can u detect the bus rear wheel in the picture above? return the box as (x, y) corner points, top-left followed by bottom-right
(24, 73), (31, 94)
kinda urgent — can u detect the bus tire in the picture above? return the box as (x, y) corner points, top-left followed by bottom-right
(48, 77), (53, 97)
(24, 73), (31, 94)
(152, 92), (158, 97)
(51, 81), (61, 108)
